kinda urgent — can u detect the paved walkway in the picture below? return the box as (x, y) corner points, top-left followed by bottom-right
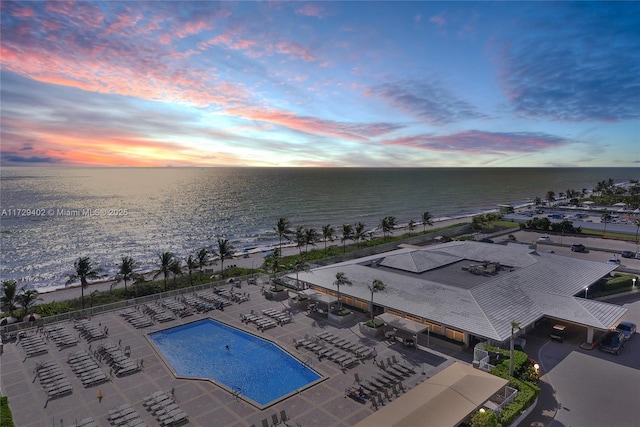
(1, 281), (470, 427)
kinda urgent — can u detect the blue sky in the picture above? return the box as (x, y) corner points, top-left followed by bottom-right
(1, 1), (638, 167)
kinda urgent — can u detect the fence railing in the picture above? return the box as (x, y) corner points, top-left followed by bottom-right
(1, 273), (271, 335)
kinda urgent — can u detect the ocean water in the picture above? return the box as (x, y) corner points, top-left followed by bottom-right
(1, 167), (637, 292)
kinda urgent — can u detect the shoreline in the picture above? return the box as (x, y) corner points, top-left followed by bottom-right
(36, 216), (473, 304)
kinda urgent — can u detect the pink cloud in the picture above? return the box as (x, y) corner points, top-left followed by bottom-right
(295, 4), (327, 19)
(228, 107), (402, 141)
(12, 5), (34, 17)
(275, 40), (315, 62)
(382, 130), (570, 155)
(430, 14), (446, 26)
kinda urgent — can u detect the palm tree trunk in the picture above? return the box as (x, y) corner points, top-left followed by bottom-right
(81, 279), (86, 309)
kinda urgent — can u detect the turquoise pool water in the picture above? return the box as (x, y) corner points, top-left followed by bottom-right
(149, 319), (321, 405)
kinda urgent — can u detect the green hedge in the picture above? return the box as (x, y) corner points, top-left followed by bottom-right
(488, 348), (540, 425)
(0, 397), (15, 427)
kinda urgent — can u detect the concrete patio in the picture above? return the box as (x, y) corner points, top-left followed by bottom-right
(1, 281), (472, 427)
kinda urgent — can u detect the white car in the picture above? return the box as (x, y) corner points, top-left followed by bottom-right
(537, 235), (551, 242)
(635, 252), (640, 260)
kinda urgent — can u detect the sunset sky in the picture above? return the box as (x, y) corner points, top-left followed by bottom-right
(1, 1), (638, 167)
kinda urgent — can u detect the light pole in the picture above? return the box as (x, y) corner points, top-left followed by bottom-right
(585, 286), (589, 299)
(633, 277), (637, 289)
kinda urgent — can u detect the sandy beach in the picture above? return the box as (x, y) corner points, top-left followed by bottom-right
(36, 217), (472, 304)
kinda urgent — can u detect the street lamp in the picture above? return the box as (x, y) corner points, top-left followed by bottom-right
(585, 286), (589, 299)
(633, 277), (637, 289)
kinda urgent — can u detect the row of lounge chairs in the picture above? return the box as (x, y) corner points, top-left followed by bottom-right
(119, 308), (154, 329)
(218, 288), (249, 304)
(68, 417), (98, 427)
(195, 289), (233, 308)
(107, 403), (147, 427)
(261, 308), (293, 325)
(254, 409), (291, 427)
(315, 331), (374, 359)
(20, 333), (49, 357)
(294, 337), (360, 369)
(35, 360), (73, 400)
(74, 319), (107, 342)
(143, 390), (189, 426)
(96, 341), (142, 377)
(43, 324), (79, 349)
(241, 313), (278, 331)
(67, 350), (109, 387)
(160, 298), (193, 317)
(142, 303), (176, 323)
(181, 294), (218, 312)
(380, 355), (416, 375)
(355, 372), (409, 409)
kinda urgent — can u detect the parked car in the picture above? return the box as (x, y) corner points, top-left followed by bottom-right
(537, 235), (551, 242)
(635, 252), (640, 260)
(571, 244), (586, 252)
(621, 250), (634, 258)
(478, 238), (494, 244)
(615, 322), (636, 341)
(607, 258), (621, 265)
(598, 330), (625, 355)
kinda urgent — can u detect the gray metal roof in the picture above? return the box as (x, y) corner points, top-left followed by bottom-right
(289, 241), (626, 341)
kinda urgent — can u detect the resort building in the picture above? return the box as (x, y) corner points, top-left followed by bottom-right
(287, 241), (627, 347)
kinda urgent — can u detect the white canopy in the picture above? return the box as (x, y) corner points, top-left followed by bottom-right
(376, 312), (430, 334)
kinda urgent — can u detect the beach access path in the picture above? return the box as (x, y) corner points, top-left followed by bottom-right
(37, 217), (473, 304)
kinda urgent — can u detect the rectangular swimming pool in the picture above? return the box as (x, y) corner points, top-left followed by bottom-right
(149, 319), (321, 406)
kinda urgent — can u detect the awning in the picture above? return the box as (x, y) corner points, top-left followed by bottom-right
(301, 289), (339, 305)
(376, 312), (430, 334)
(354, 362), (508, 427)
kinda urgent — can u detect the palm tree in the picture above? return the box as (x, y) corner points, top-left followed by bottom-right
(304, 228), (318, 252)
(170, 258), (183, 288)
(380, 216), (396, 240)
(634, 219), (640, 249)
(341, 224), (354, 253)
(546, 191), (556, 206)
(422, 211), (434, 233)
(368, 279), (386, 321)
(290, 256), (310, 289)
(154, 252), (176, 292)
(354, 222), (368, 247)
(294, 225), (306, 254)
(601, 213), (612, 237)
(17, 288), (41, 320)
(509, 321), (521, 377)
(67, 256), (103, 309)
(274, 217), (293, 259)
(322, 224), (335, 251)
(408, 220), (416, 235)
(197, 247), (208, 273)
(264, 254), (282, 280)
(333, 272), (352, 310)
(215, 237), (235, 275)
(1, 280), (18, 316)
(185, 254), (199, 286)
(115, 256), (137, 296)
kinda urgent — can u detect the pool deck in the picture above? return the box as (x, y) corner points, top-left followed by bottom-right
(1, 283), (473, 427)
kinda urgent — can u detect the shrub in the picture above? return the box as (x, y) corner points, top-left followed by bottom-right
(364, 318), (385, 328)
(471, 409), (500, 427)
(0, 397), (15, 427)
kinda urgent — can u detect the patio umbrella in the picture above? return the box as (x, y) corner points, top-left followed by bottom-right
(26, 313), (41, 322)
(0, 316), (17, 326)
